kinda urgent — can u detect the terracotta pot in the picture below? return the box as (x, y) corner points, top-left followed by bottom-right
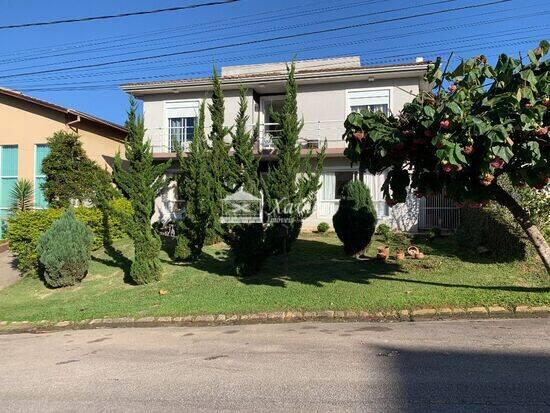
(377, 245), (390, 261)
(407, 246), (420, 257)
(396, 251), (405, 260)
(415, 252), (425, 259)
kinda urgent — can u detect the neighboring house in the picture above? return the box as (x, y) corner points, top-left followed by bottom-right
(122, 57), (459, 231)
(0, 87), (127, 228)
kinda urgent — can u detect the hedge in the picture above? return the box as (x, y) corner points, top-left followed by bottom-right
(7, 199), (132, 275)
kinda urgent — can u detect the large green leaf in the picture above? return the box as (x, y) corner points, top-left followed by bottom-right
(423, 105), (436, 118)
(447, 102), (463, 116)
(492, 144), (514, 163)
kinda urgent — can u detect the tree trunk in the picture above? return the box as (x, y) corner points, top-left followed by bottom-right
(493, 184), (550, 275)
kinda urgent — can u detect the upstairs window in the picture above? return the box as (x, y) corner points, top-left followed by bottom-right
(168, 117), (196, 150)
(347, 88), (391, 116)
(165, 100), (200, 152)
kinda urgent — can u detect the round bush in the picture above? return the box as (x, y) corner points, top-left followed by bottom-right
(317, 222), (330, 233)
(36, 210), (93, 288)
(333, 181), (377, 256)
(376, 223), (391, 242)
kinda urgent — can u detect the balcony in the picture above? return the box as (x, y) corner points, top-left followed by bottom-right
(149, 120), (346, 156)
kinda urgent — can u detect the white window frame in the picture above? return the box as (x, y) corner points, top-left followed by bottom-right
(164, 99), (201, 151)
(345, 87), (392, 116)
(318, 167), (390, 218)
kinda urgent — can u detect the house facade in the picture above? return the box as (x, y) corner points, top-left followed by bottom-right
(0, 88), (127, 229)
(122, 57), (458, 231)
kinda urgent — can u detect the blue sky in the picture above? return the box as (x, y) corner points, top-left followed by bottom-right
(0, 0), (548, 125)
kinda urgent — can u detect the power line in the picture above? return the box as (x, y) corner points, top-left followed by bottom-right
(0, 0), (513, 80)
(13, 36), (544, 92)
(0, 0), (240, 30)
(0, 0), (462, 72)
(8, 23), (547, 88)
(9, 6), (542, 85)
(0, 0), (380, 61)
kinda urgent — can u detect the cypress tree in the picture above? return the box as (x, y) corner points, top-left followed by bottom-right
(263, 62), (325, 253)
(209, 68), (236, 236)
(175, 102), (216, 260)
(231, 86), (259, 193)
(113, 98), (171, 284)
(226, 87), (268, 275)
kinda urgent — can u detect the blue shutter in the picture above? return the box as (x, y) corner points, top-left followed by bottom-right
(0, 146), (18, 238)
(34, 144), (50, 208)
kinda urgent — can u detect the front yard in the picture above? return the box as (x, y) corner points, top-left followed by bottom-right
(0, 233), (548, 323)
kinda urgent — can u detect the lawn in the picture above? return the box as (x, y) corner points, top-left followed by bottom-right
(0, 233), (548, 323)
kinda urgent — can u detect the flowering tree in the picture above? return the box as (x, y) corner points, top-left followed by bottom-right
(342, 41), (550, 273)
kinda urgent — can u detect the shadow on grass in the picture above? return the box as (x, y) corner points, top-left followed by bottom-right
(189, 237), (549, 292)
(92, 244), (135, 285)
(415, 235), (528, 265)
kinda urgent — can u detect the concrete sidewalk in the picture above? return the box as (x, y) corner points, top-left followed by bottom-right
(0, 251), (20, 290)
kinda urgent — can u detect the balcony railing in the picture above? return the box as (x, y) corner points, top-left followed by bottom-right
(148, 120), (346, 154)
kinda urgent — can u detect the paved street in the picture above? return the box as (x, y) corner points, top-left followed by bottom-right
(1, 318), (549, 412)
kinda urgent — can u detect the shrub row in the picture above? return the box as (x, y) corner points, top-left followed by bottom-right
(7, 199), (132, 275)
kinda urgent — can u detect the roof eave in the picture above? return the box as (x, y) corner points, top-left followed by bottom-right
(121, 63), (430, 95)
(0, 87), (127, 136)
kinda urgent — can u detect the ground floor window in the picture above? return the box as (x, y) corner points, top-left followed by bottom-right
(319, 170), (389, 220)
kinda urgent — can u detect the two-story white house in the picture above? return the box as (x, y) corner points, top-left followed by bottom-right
(121, 56), (459, 231)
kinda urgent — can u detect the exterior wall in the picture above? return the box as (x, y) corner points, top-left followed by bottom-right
(145, 75), (422, 231)
(0, 94), (125, 183)
(141, 77), (420, 152)
(301, 158), (419, 232)
(143, 89), (254, 151)
(296, 77), (419, 150)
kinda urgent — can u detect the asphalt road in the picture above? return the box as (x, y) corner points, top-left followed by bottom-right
(1, 318), (549, 412)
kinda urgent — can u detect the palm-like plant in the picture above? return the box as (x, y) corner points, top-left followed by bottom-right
(10, 179), (33, 212)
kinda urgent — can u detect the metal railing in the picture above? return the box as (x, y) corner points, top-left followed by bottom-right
(418, 193), (460, 230)
(148, 120), (346, 153)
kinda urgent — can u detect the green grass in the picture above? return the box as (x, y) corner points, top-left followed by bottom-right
(0, 233), (548, 323)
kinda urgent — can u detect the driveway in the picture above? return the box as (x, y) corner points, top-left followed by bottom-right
(0, 318), (549, 412)
(0, 251), (20, 291)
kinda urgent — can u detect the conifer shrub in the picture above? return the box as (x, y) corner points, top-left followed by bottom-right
(333, 181), (377, 256)
(36, 210), (93, 288)
(173, 232), (191, 261)
(7, 200), (132, 275)
(317, 222), (330, 233)
(41, 131), (113, 208)
(228, 224), (270, 277)
(376, 223), (391, 243)
(113, 99), (170, 284)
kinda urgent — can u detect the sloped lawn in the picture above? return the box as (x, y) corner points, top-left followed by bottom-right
(0, 233), (548, 323)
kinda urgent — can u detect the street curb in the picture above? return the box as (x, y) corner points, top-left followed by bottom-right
(1, 305), (549, 334)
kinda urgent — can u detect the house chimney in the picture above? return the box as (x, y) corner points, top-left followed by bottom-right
(415, 57), (424, 63)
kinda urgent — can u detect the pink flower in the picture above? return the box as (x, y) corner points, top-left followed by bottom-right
(490, 157), (505, 169)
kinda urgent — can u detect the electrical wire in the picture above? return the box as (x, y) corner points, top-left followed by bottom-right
(0, 0), (240, 30)
(0, 0), (513, 80)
